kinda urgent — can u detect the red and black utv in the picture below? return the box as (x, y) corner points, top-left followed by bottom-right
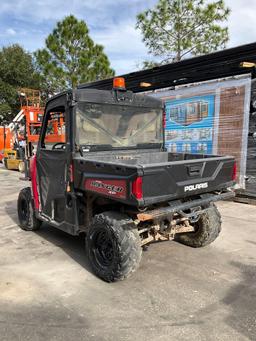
(17, 78), (236, 282)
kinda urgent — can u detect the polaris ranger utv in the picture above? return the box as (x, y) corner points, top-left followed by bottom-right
(17, 77), (236, 282)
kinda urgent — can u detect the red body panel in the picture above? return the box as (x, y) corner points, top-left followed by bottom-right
(85, 179), (127, 199)
(30, 155), (39, 210)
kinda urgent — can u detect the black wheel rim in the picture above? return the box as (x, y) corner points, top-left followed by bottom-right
(91, 229), (115, 268)
(19, 198), (29, 222)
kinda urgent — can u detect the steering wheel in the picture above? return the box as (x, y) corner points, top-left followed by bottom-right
(52, 142), (66, 150)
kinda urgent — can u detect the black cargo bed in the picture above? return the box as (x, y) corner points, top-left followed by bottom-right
(74, 151), (235, 207)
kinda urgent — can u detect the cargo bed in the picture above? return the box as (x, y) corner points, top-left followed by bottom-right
(74, 150), (235, 207)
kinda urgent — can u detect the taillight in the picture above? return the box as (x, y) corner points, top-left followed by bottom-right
(232, 162), (237, 181)
(132, 177), (143, 200)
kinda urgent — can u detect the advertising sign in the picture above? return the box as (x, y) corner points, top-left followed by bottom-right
(165, 94), (215, 154)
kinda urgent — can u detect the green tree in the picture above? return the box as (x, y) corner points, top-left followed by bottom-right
(35, 15), (115, 93)
(0, 44), (41, 123)
(136, 0), (230, 67)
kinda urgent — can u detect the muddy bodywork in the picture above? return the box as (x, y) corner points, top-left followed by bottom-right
(28, 88), (235, 238)
(73, 150), (235, 208)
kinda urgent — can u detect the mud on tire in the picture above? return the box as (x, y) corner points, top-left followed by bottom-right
(86, 211), (142, 282)
(174, 204), (222, 248)
(17, 187), (41, 231)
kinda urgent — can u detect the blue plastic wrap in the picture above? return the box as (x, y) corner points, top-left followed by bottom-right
(149, 76), (251, 188)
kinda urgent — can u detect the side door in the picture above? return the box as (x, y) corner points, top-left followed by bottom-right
(36, 98), (68, 222)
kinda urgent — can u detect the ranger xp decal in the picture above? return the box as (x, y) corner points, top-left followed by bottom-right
(85, 179), (127, 199)
(184, 182), (208, 192)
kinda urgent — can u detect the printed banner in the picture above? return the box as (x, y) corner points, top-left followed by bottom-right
(165, 95), (215, 154)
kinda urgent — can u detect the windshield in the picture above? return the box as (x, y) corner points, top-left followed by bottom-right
(76, 102), (163, 150)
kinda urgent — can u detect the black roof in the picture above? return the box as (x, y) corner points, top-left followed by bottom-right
(78, 42), (256, 93)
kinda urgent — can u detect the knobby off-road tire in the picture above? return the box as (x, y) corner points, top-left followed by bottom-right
(174, 204), (222, 248)
(17, 187), (41, 231)
(86, 211), (142, 282)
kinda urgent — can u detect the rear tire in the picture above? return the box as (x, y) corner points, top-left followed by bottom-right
(174, 204), (221, 247)
(17, 187), (41, 231)
(86, 211), (142, 282)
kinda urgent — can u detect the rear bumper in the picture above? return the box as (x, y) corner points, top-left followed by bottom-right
(137, 191), (235, 221)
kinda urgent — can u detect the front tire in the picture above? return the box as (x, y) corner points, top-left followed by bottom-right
(86, 211), (142, 282)
(174, 205), (221, 247)
(17, 187), (41, 231)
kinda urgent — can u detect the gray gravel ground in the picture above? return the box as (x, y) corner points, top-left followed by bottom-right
(0, 164), (255, 341)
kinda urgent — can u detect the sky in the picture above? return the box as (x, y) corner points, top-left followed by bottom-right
(0, 0), (256, 75)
